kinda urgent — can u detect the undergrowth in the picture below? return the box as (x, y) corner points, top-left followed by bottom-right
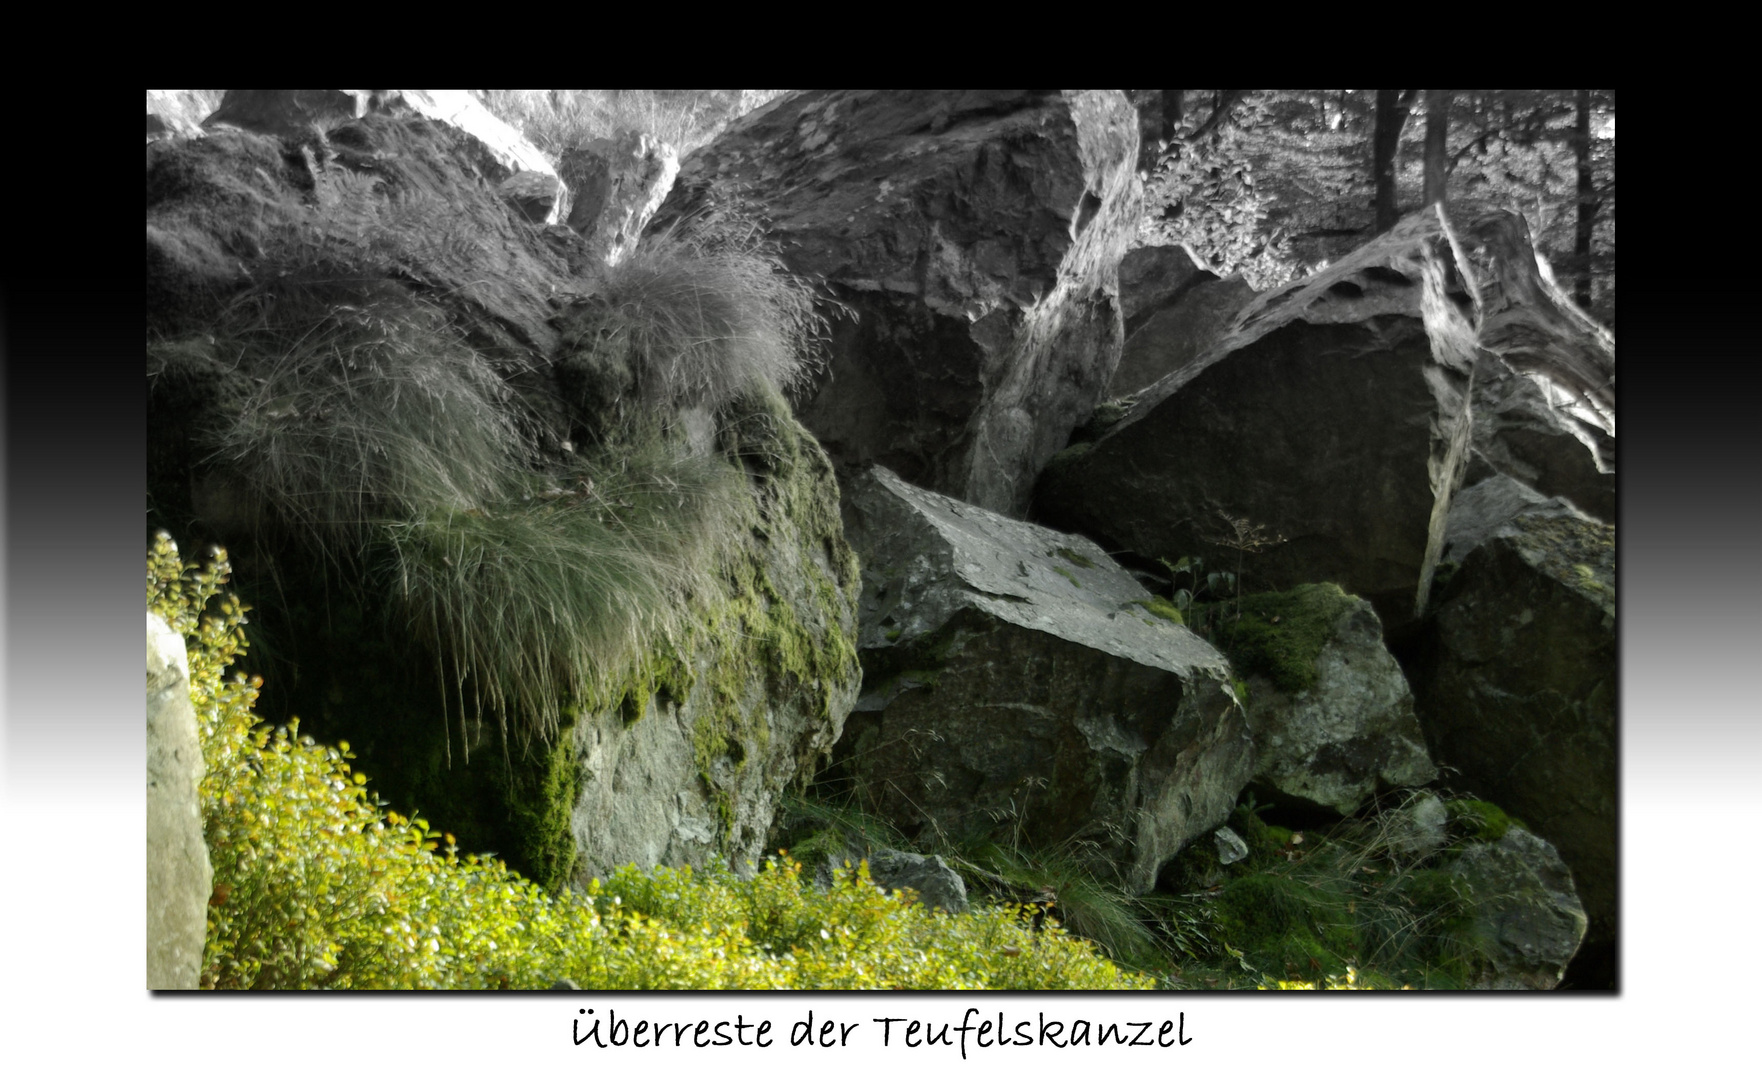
(148, 533), (1148, 990)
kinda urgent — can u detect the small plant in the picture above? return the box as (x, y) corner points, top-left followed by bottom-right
(1199, 507), (1288, 622)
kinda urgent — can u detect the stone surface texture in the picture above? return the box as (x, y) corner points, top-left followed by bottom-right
(147, 613), (212, 990)
(1110, 273), (1257, 398)
(1448, 826), (1589, 990)
(559, 132), (681, 265)
(1035, 207), (1609, 634)
(654, 89), (1144, 515)
(1415, 495), (1616, 971)
(1238, 589), (1437, 815)
(832, 466), (1251, 893)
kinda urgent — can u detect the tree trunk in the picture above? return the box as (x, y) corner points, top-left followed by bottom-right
(1373, 89), (1418, 232)
(1573, 88), (1601, 311)
(1423, 89), (1450, 208)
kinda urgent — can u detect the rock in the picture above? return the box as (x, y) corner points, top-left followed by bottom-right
(1212, 584), (1436, 816)
(550, 978), (581, 990)
(1412, 498), (1616, 976)
(200, 89), (565, 225)
(1386, 792), (1449, 859)
(829, 466), (1251, 893)
(147, 114), (861, 890)
(653, 90), (1143, 515)
(1441, 473), (1597, 567)
(147, 613), (212, 990)
(867, 850), (970, 914)
(147, 90), (219, 142)
(1446, 826), (1589, 990)
(1036, 207), (1603, 634)
(559, 132), (681, 266)
(1117, 244), (1210, 332)
(1470, 349), (1614, 522)
(1110, 273), (1257, 397)
(1213, 826), (1249, 865)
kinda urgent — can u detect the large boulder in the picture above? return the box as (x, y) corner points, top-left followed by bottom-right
(147, 113), (861, 889)
(1446, 826), (1589, 990)
(1470, 349), (1615, 522)
(653, 89), (1143, 515)
(147, 90), (220, 142)
(1411, 485), (1616, 980)
(147, 613), (212, 990)
(829, 466), (1251, 893)
(559, 132), (680, 265)
(1110, 272), (1257, 398)
(1036, 207), (1608, 634)
(1207, 584), (1436, 816)
(1117, 243), (1210, 332)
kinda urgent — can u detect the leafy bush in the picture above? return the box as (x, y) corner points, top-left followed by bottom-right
(148, 533), (1150, 990)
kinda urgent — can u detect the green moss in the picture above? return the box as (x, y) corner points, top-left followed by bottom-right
(1205, 582), (1360, 693)
(1052, 565), (1081, 588)
(1132, 595), (1184, 624)
(1445, 799), (1524, 843)
(1056, 546), (1096, 569)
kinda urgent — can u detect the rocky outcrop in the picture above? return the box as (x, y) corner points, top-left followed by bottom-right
(147, 613), (212, 990)
(1035, 207), (1610, 634)
(653, 90), (1143, 515)
(559, 132), (680, 265)
(147, 112), (860, 890)
(1446, 826), (1589, 990)
(830, 466), (1251, 893)
(1212, 584), (1436, 816)
(813, 849), (970, 914)
(1413, 487), (1615, 976)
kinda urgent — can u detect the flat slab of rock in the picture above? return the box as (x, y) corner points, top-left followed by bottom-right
(654, 90), (1142, 516)
(830, 466), (1251, 893)
(1111, 273), (1256, 398)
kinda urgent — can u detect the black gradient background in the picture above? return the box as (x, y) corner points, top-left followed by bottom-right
(4, 136), (1755, 1074)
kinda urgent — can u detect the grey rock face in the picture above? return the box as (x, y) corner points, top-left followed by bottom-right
(1237, 587), (1437, 816)
(655, 90), (1143, 516)
(1415, 500), (1616, 970)
(559, 132), (680, 266)
(147, 613), (212, 990)
(1470, 351), (1614, 522)
(867, 850), (969, 914)
(1118, 244), (1210, 332)
(1036, 208), (1613, 635)
(1448, 827), (1589, 990)
(571, 411), (861, 880)
(1110, 274), (1257, 398)
(831, 466), (1252, 893)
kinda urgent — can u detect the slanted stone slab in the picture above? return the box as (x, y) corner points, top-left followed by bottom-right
(654, 90), (1143, 516)
(830, 466), (1251, 893)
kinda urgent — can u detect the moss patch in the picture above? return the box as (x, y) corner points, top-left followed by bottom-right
(1203, 582), (1359, 693)
(1131, 595), (1184, 624)
(1056, 546), (1096, 569)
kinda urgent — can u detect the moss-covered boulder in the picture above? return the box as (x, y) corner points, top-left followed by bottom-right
(829, 466), (1250, 893)
(146, 107), (860, 890)
(1411, 496), (1616, 982)
(1445, 826), (1588, 989)
(1204, 583), (1436, 815)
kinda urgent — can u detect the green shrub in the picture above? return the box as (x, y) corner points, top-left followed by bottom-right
(149, 534), (1149, 990)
